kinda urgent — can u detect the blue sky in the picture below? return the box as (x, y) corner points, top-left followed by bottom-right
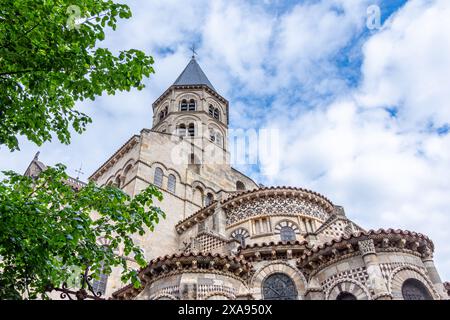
(1, 0), (450, 281)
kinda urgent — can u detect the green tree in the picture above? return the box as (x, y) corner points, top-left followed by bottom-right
(0, 164), (165, 299)
(0, 0), (154, 150)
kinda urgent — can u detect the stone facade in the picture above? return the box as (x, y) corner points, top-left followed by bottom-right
(27, 57), (449, 300)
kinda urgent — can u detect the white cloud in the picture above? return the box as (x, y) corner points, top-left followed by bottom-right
(263, 0), (450, 279)
(359, 0), (450, 128)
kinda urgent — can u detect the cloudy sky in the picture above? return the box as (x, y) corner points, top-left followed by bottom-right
(1, 0), (450, 280)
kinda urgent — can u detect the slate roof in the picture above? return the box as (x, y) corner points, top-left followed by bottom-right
(173, 57), (216, 91)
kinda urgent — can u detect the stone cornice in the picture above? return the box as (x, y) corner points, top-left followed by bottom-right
(89, 135), (140, 181)
(230, 167), (259, 187)
(297, 229), (434, 275)
(152, 85), (229, 112)
(313, 214), (339, 234)
(238, 240), (311, 262)
(175, 202), (218, 234)
(112, 252), (252, 300)
(444, 282), (450, 296)
(175, 187), (334, 235)
(314, 212), (365, 234)
(195, 230), (229, 243)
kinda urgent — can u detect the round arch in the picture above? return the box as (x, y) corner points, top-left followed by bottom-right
(326, 279), (371, 300)
(274, 220), (301, 234)
(388, 265), (440, 300)
(191, 180), (208, 190)
(207, 122), (226, 138)
(150, 293), (178, 300)
(158, 102), (170, 113)
(175, 92), (202, 102)
(204, 292), (235, 300)
(262, 273), (298, 300)
(166, 168), (183, 182)
(250, 262), (307, 300)
(175, 115), (202, 125)
(205, 98), (225, 116)
(149, 161), (169, 171)
(105, 176), (115, 186)
(112, 168), (123, 180)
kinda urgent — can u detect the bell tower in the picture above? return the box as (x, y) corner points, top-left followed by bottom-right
(151, 56), (230, 165)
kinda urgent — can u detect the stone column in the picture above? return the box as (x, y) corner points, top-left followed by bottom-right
(304, 278), (324, 300)
(304, 233), (318, 247)
(214, 194), (227, 237)
(422, 248), (447, 299)
(358, 239), (392, 300)
(181, 282), (197, 300)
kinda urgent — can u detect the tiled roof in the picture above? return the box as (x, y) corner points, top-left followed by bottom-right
(173, 57), (215, 90)
(301, 228), (434, 258)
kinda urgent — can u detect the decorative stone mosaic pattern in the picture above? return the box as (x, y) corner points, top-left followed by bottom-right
(321, 221), (347, 238)
(197, 284), (236, 299)
(226, 196), (329, 225)
(379, 263), (426, 281)
(230, 228), (250, 240)
(320, 267), (370, 292)
(187, 233), (227, 253)
(358, 239), (376, 256)
(154, 285), (180, 297)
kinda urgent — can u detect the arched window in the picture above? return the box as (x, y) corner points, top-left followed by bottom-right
(236, 181), (246, 191)
(123, 164), (132, 176)
(230, 228), (250, 247)
(275, 220), (299, 239)
(209, 129), (216, 142)
(209, 105), (214, 116)
(177, 124), (186, 136)
(262, 273), (298, 300)
(206, 294), (229, 300)
(280, 226), (296, 242)
(215, 133), (223, 147)
(234, 234), (246, 247)
(92, 262), (109, 296)
(114, 176), (121, 188)
(402, 279), (433, 300)
(193, 186), (204, 206)
(159, 106), (168, 121)
(188, 99), (196, 111)
(154, 167), (163, 187)
(180, 99), (188, 111)
(122, 164), (132, 185)
(213, 108), (220, 120)
(188, 123), (195, 137)
(205, 193), (214, 206)
(336, 292), (357, 300)
(168, 174), (176, 193)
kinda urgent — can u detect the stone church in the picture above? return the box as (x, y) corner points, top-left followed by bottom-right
(26, 57), (448, 300)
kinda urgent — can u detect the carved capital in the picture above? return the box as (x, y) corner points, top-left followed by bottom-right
(421, 246), (433, 259)
(358, 239), (376, 256)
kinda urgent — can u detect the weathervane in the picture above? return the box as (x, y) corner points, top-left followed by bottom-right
(75, 163), (84, 181)
(190, 43), (198, 58)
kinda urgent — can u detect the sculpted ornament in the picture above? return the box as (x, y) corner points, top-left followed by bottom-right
(226, 196), (329, 225)
(358, 239), (376, 256)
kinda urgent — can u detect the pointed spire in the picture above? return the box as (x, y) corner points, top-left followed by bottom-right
(173, 57), (216, 91)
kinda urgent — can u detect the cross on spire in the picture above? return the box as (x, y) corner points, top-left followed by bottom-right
(190, 43), (198, 59)
(75, 163), (84, 181)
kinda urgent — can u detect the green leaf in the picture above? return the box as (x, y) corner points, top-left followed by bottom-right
(0, 165), (165, 299)
(0, 0), (155, 151)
